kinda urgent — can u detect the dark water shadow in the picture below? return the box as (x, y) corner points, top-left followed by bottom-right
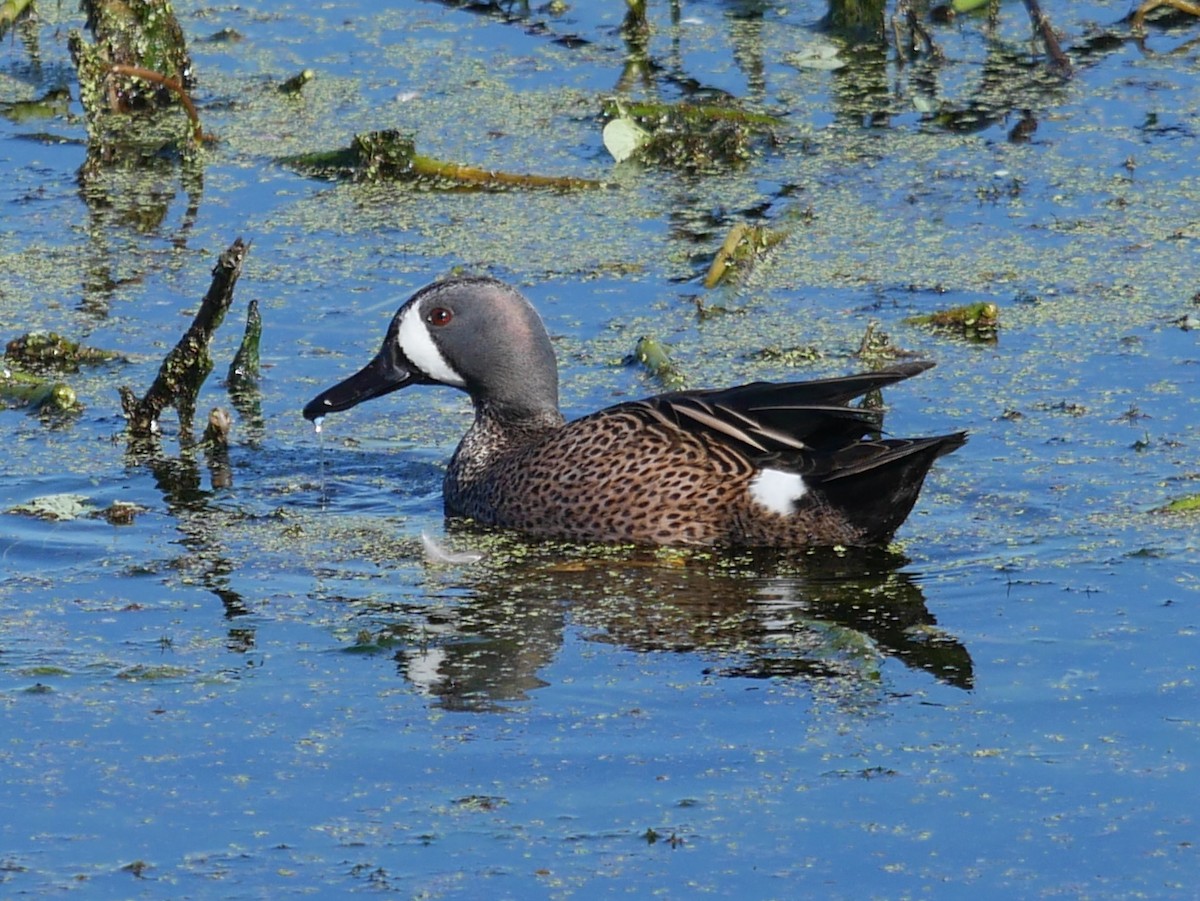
(350, 539), (973, 711)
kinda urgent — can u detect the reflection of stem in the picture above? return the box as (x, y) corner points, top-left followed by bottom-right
(107, 63), (211, 143)
(1021, 0), (1073, 76)
(892, 0), (942, 63)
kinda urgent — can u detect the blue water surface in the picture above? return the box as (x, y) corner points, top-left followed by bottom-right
(1, 1), (1198, 897)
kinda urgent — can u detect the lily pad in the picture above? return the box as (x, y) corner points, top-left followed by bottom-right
(602, 117), (650, 163)
(7, 493), (95, 521)
(786, 43), (847, 71)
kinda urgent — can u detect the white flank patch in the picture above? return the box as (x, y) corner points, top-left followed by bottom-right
(396, 306), (466, 386)
(748, 468), (808, 516)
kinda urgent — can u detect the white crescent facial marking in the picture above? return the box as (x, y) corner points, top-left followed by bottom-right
(748, 468), (808, 516)
(396, 304), (466, 387)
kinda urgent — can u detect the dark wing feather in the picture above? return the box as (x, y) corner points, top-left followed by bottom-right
(815, 433), (968, 480)
(657, 361), (934, 410)
(630, 362), (937, 461)
(808, 432), (968, 541)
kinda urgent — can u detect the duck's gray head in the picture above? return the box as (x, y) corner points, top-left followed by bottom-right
(303, 277), (559, 423)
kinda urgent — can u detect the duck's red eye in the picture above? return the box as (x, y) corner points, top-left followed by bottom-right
(428, 307), (453, 327)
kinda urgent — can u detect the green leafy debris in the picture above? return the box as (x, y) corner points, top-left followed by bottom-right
(905, 301), (999, 342)
(0, 87), (71, 123)
(279, 68), (315, 94)
(855, 322), (914, 366)
(0, 368), (80, 413)
(752, 345), (823, 366)
(116, 665), (191, 682)
(1154, 493), (1200, 515)
(600, 99), (782, 172)
(21, 666), (71, 677)
(703, 222), (788, 289)
(279, 130), (603, 190)
(633, 336), (687, 390)
(5, 331), (122, 372)
(600, 98), (781, 129)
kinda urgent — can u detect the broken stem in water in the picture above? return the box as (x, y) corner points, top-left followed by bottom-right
(120, 238), (249, 440)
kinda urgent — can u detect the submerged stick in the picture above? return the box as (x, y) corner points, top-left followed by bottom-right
(704, 223), (750, 289)
(703, 222), (789, 289)
(120, 238), (248, 438)
(409, 156), (601, 190)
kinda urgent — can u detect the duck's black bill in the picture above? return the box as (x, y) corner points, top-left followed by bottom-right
(303, 343), (419, 421)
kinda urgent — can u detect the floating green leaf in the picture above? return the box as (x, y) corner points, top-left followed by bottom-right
(1155, 494), (1200, 515)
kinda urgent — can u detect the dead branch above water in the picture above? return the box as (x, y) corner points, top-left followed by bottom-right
(120, 238), (248, 439)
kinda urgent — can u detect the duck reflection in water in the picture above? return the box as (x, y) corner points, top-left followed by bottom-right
(346, 542), (972, 712)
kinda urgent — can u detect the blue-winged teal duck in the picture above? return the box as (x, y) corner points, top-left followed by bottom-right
(304, 277), (965, 547)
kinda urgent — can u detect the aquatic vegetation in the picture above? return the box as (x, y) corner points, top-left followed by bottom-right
(703, 222), (788, 289)
(601, 98), (782, 172)
(905, 301), (1000, 342)
(0, 367), (79, 413)
(632, 335), (686, 389)
(280, 129), (603, 190)
(5, 331), (122, 372)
